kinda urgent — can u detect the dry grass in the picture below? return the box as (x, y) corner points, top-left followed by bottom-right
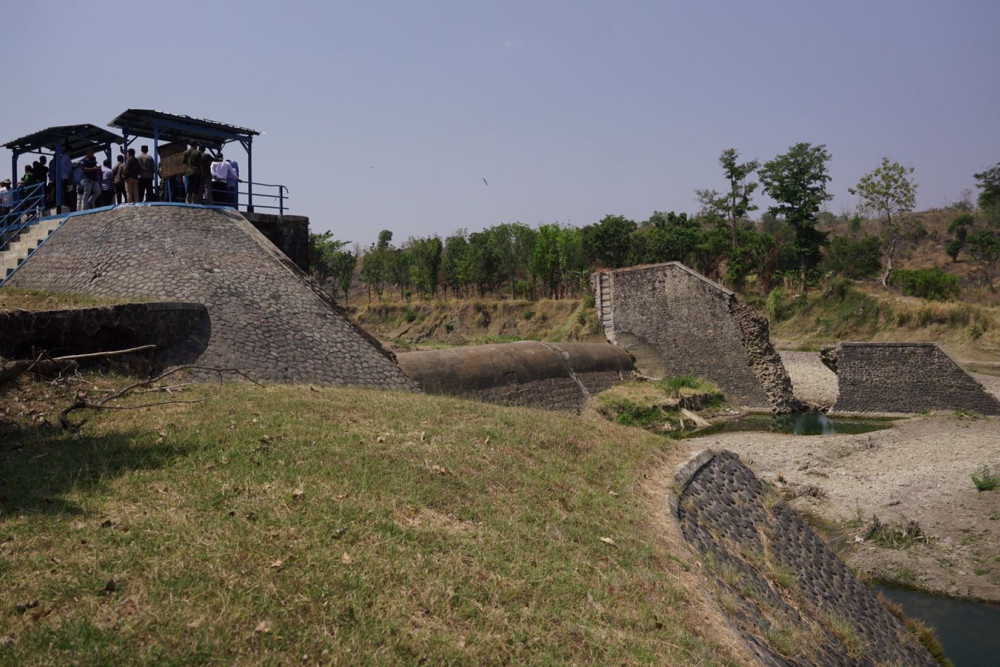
(0, 375), (739, 664)
(0, 288), (136, 312)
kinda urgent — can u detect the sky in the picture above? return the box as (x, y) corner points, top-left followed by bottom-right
(2, 1), (998, 247)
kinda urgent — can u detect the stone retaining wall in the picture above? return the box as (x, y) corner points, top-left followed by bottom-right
(397, 341), (633, 412)
(0, 302), (208, 368)
(4, 205), (416, 390)
(674, 449), (935, 665)
(825, 342), (1000, 415)
(244, 212), (310, 273)
(594, 263), (799, 412)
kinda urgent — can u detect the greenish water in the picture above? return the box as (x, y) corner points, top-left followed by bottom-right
(695, 412), (892, 437)
(874, 585), (1000, 665)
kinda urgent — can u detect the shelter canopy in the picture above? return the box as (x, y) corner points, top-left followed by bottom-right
(3, 124), (122, 159)
(108, 109), (259, 151)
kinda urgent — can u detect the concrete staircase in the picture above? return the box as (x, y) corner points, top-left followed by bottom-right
(595, 271), (615, 343)
(1, 217), (66, 282)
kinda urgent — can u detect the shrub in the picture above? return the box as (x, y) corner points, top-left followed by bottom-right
(891, 267), (960, 301)
(821, 235), (882, 279)
(971, 465), (999, 491)
(403, 306), (417, 323)
(765, 288), (787, 321)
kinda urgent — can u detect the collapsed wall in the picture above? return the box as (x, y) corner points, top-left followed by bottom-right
(824, 342), (1000, 415)
(3, 205), (416, 390)
(397, 341), (633, 412)
(595, 263), (799, 412)
(673, 449), (936, 665)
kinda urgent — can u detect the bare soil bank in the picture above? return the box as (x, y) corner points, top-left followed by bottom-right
(686, 351), (1000, 602)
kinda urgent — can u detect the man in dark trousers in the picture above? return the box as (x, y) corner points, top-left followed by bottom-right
(182, 144), (200, 204)
(136, 145), (156, 202)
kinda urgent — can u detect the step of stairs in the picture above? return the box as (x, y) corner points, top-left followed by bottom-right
(1, 217), (66, 280)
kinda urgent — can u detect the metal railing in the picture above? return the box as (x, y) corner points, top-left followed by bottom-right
(155, 179), (289, 215)
(238, 181), (289, 215)
(0, 182), (46, 251)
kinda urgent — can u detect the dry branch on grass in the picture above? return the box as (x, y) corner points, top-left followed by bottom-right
(58, 365), (262, 431)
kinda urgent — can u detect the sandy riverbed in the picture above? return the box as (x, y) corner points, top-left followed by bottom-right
(684, 351), (1000, 603)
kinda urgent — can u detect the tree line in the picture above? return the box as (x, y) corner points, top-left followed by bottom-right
(312, 145), (1000, 302)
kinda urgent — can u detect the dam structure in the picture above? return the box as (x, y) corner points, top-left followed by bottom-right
(595, 262), (800, 412)
(2, 204), (416, 390)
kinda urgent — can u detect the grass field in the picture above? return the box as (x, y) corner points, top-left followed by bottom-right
(0, 377), (737, 664)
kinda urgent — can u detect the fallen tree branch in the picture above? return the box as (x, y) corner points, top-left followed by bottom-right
(51, 344), (156, 362)
(59, 365), (262, 431)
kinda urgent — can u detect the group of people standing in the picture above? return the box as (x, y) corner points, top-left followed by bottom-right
(7, 142), (242, 214)
(182, 144), (240, 206)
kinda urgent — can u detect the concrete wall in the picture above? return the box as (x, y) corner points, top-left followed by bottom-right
(595, 263), (799, 412)
(244, 212), (310, 273)
(4, 205), (416, 390)
(397, 341), (633, 412)
(826, 342), (1000, 415)
(0, 302), (208, 368)
(674, 449), (935, 665)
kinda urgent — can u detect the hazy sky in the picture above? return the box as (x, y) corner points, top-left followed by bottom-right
(2, 1), (997, 247)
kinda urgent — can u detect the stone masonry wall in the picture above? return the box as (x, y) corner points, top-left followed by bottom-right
(827, 342), (1000, 415)
(0, 302), (208, 369)
(674, 449), (935, 665)
(396, 341), (633, 412)
(596, 263), (799, 412)
(244, 212), (310, 273)
(4, 205), (416, 390)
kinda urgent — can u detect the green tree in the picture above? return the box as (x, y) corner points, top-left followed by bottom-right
(974, 163), (1000, 216)
(719, 148), (760, 250)
(441, 231), (469, 298)
(360, 229), (394, 302)
(946, 213), (973, 262)
(759, 143), (833, 293)
(407, 236), (443, 298)
(310, 232), (357, 303)
(532, 224), (562, 298)
(583, 214), (637, 268)
(821, 235), (882, 279)
(848, 157), (918, 287)
(969, 165), (1000, 291)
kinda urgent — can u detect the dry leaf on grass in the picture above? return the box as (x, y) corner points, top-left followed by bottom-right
(599, 537), (617, 547)
(341, 552), (354, 565)
(255, 620), (271, 634)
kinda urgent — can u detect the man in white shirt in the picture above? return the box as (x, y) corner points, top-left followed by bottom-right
(209, 153), (235, 206)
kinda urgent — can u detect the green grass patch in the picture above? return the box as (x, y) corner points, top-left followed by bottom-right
(0, 380), (730, 664)
(971, 465), (999, 491)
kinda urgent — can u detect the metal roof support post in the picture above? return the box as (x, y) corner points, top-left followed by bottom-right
(11, 153), (16, 187)
(244, 136), (253, 213)
(152, 123), (160, 198)
(54, 140), (63, 211)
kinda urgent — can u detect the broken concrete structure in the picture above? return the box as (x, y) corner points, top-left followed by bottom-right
(397, 341), (633, 412)
(594, 262), (799, 412)
(823, 342), (1000, 415)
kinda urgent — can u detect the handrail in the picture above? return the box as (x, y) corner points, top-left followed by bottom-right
(238, 181), (289, 215)
(0, 183), (46, 251)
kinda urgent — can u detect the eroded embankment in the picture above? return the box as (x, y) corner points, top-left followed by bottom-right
(672, 449), (936, 665)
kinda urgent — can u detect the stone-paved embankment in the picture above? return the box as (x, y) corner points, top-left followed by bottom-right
(397, 341), (633, 412)
(4, 205), (416, 390)
(824, 342), (1000, 415)
(673, 450), (935, 666)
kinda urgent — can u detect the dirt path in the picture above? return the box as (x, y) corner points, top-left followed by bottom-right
(684, 351), (1000, 603)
